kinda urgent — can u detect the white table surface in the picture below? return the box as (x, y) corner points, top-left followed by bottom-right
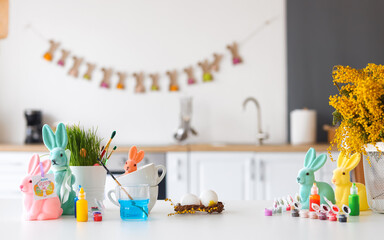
(1, 198), (383, 240)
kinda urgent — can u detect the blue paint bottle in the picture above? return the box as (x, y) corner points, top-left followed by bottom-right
(74, 185), (81, 218)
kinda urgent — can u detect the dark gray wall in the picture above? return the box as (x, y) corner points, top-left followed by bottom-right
(287, 0), (384, 142)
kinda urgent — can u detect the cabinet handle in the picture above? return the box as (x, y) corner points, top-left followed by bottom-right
(250, 159), (255, 181)
(177, 159), (182, 181)
(259, 160), (265, 181)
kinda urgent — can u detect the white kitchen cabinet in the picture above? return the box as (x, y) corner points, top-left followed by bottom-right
(317, 151), (339, 184)
(253, 153), (304, 201)
(253, 151), (338, 201)
(166, 152), (189, 201)
(189, 152), (254, 201)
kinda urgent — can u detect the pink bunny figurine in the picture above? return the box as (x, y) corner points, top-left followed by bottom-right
(124, 146), (144, 174)
(20, 154), (63, 221)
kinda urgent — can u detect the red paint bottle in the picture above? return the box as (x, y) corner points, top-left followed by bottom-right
(309, 183), (320, 212)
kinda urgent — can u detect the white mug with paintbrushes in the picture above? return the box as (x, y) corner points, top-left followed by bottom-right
(117, 163), (166, 186)
(108, 164), (166, 213)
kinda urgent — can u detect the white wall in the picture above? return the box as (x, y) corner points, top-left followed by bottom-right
(0, 0), (286, 145)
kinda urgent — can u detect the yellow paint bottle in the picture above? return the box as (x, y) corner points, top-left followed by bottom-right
(76, 187), (88, 222)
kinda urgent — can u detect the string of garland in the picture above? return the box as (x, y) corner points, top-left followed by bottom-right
(26, 16), (278, 93)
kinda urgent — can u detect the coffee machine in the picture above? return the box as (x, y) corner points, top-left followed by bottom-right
(24, 110), (43, 144)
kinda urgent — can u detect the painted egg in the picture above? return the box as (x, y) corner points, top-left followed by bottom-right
(80, 148), (87, 158)
(200, 190), (218, 207)
(180, 193), (200, 206)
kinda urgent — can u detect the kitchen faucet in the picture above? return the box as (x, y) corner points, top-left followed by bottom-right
(243, 97), (269, 145)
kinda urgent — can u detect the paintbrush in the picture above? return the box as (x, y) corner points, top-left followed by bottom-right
(100, 131), (116, 160)
(105, 131), (116, 150)
(97, 158), (148, 217)
(105, 146), (117, 165)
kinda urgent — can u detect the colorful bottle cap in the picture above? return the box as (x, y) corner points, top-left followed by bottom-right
(291, 209), (300, 217)
(300, 209), (309, 218)
(93, 213), (102, 222)
(318, 212), (327, 220)
(311, 183), (319, 195)
(328, 212), (337, 221)
(338, 214), (347, 222)
(311, 203), (320, 212)
(309, 212), (318, 219)
(350, 183), (358, 195)
(321, 204), (330, 213)
(276, 206), (282, 214)
(342, 205), (351, 216)
(265, 208), (273, 216)
(286, 206), (291, 211)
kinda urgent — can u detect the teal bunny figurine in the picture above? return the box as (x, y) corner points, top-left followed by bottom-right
(42, 123), (76, 215)
(297, 148), (335, 209)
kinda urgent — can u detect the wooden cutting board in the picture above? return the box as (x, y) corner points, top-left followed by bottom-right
(0, 0), (8, 39)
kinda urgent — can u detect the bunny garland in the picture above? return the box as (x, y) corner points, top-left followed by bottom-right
(68, 56), (83, 78)
(43, 40), (60, 61)
(20, 154), (63, 220)
(198, 60), (214, 82)
(34, 17), (279, 92)
(297, 148), (335, 209)
(133, 72), (146, 93)
(227, 42), (243, 65)
(42, 123), (76, 215)
(124, 146), (144, 174)
(332, 152), (369, 210)
(184, 66), (196, 85)
(100, 68), (113, 88)
(149, 73), (160, 91)
(57, 49), (70, 67)
(166, 70), (179, 91)
(116, 72), (127, 90)
(210, 53), (223, 72)
(83, 62), (96, 80)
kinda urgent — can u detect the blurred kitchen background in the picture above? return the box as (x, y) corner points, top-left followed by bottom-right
(1, 0), (384, 201)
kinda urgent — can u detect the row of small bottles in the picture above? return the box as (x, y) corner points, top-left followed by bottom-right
(309, 182), (360, 216)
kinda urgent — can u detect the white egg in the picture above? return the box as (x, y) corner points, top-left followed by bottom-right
(200, 190), (218, 207)
(180, 193), (200, 206)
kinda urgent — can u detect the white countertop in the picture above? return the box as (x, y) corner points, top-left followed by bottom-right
(1, 199), (383, 240)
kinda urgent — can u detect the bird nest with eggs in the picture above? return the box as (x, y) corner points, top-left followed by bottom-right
(165, 199), (224, 216)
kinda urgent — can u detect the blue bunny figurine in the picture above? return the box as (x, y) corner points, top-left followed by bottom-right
(296, 148), (335, 209)
(42, 123), (76, 215)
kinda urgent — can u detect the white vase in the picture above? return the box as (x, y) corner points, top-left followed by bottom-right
(363, 142), (384, 213)
(70, 166), (107, 209)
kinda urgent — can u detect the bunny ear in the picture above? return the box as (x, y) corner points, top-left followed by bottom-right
(135, 150), (144, 163)
(65, 149), (71, 164)
(129, 146), (137, 160)
(304, 148), (316, 168)
(28, 154), (40, 175)
(308, 153), (327, 171)
(337, 151), (347, 168)
(55, 123), (68, 149)
(41, 159), (51, 174)
(342, 152), (361, 171)
(42, 124), (56, 150)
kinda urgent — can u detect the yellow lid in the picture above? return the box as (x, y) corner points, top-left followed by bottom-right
(79, 187), (86, 199)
